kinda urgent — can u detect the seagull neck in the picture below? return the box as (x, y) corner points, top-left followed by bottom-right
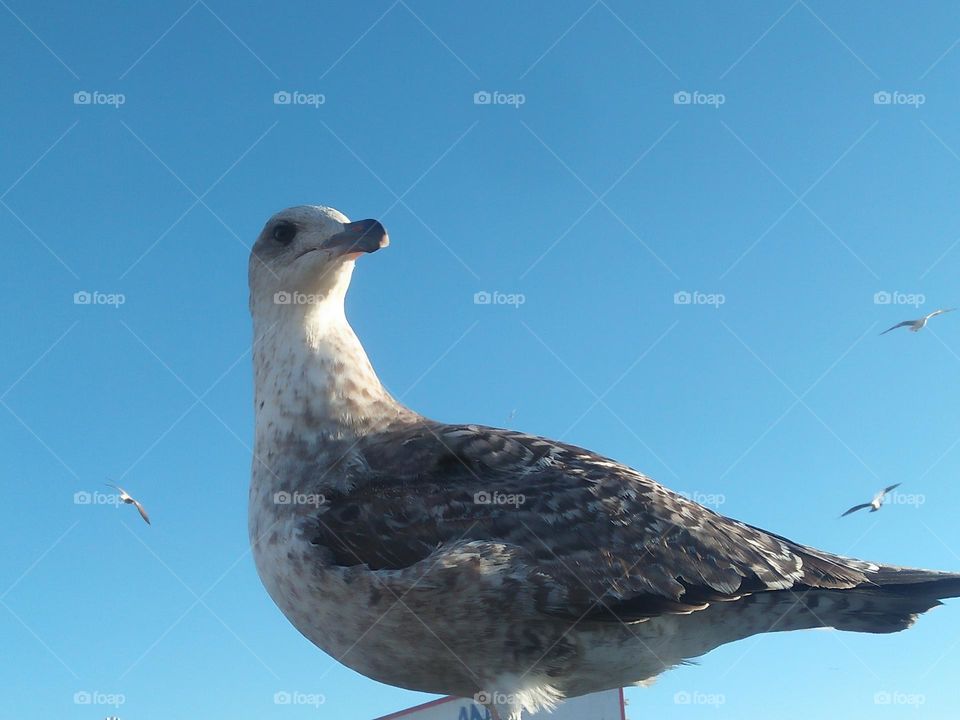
(253, 296), (409, 439)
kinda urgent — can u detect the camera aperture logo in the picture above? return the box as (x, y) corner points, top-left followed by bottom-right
(273, 690), (326, 707)
(474, 290), (526, 308)
(274, 290), (324, 306)
(273, 490), (327, 507)
(873, 290), (925, 308)
(874, 690), (925, 707)
(74, 490), (124, 508)
(674, 690), (725, 707)
(474, 490), (525, 507)
(674, 290), (725, 308)
(74, 290), (125, 308)
(473, 90), (526, 108)
(673, 90), (725, 108)
(73, 90), (125, 108)
(73, 690), (125, 708)
(474, 690), (520, 706)
(873, 90), (925, 108)
(273, 90), (326, 108)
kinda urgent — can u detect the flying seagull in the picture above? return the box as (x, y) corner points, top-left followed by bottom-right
(880, 308), (955, 335)
(248, 206), (960, 720)
(841, 483), (901, 517)
(106, 483), (150, 525)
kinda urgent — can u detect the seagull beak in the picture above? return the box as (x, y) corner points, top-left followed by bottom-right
(322, 219), (389, 257)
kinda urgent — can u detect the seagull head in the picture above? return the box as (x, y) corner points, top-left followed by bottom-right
(249, 205), (388, 315)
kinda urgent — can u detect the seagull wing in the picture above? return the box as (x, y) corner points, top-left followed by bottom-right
(106, 481), (148, 523)
(841, 503), (872, 517)
(311, 423), (880, 621)
(927, 308), (956, 320)
(880, 321), (914, 335)
(131, 498), (151, 525)
(882, 482), (902, 495)
(105, 481), (131, 501)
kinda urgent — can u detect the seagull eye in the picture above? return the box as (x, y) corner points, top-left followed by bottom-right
(272, 223), (297, 245)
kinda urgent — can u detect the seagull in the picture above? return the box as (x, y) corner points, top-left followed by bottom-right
(880, 308), (955, 335)
(106, 482), (150, 525)
(841, 483), (901, 517)
(248, 206), (960, 720)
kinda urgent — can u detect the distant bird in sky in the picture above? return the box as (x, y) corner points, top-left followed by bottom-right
(106, 483), (151, 525)
(841, 483), (901, 517)
(880, 308), (955, 335)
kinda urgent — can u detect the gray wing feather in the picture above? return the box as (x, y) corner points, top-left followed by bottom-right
(880, 321), (913, 335)
(132, 499), (151, 525)
(841, 503), (872, 517)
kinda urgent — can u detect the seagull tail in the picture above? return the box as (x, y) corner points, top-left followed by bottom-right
(798, 567), (960, 635)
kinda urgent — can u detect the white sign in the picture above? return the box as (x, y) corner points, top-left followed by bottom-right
(374, 689), (625, 720)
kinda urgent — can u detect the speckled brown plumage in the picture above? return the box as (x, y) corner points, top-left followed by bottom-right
(310, 422), (888, 616)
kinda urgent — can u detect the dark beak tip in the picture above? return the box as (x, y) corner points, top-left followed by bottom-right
(325, 218), (389, 255)
(361, 219), (389, 253)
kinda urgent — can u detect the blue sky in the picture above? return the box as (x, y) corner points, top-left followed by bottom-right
(3, 1), (960, 717)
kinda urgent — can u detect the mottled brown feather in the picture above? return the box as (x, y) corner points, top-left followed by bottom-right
(310, 422), (879, 621)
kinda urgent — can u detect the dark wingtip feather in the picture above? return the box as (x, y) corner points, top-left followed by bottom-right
(867, 567), (960, 600)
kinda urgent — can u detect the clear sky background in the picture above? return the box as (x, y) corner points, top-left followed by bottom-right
(3, 1), (960, 718)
